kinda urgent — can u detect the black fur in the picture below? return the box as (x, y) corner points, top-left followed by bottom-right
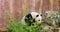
(24, 13), (36, 26)
(36, 15), (39, 17)
(25, 13), (32, 19)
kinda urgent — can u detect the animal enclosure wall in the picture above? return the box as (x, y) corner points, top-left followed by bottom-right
(0, 0), (59, 31)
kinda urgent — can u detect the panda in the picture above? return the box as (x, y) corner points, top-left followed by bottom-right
(21, 12), (42, 26)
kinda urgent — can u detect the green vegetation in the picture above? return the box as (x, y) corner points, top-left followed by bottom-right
(44, 11), (60, 27)
(7, 11), (60, 32)
(6, 12), (45, 32)
(7, 17), (45, 32)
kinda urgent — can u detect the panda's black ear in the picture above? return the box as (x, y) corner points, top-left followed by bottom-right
(40, 14), (42, 16)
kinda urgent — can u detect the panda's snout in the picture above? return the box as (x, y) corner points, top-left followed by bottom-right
(38, 20), (40, 21)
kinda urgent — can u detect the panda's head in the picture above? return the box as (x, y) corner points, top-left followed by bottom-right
(25, 12), (42, 26)
(31, 12), (42, 22)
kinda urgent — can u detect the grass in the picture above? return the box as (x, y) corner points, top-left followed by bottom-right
(7, 14), (45, 32)
(6, 11), (60, 32)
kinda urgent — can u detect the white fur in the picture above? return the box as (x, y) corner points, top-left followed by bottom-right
(21, 12), (42, 25)
(31, 12), (42, 23)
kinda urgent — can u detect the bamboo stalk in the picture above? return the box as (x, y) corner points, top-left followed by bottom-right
(39, 0), (43, 14)
(9, 0), (13, 13)
(23, 0), (29, 15)
(59, 0), (60, 10)
(50, 0), (53, 11)
(31, 0), (35, 11)
(1, 0), (5, 10)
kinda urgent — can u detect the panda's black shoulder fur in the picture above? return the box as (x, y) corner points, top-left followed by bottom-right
(24, 13), (36, 26)
(25, 13), (32, 19)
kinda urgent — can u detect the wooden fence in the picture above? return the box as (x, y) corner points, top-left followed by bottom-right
(0, 0), (59, 31)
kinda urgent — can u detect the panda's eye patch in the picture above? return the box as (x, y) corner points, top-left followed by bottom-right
(36, 15), (39, 17)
